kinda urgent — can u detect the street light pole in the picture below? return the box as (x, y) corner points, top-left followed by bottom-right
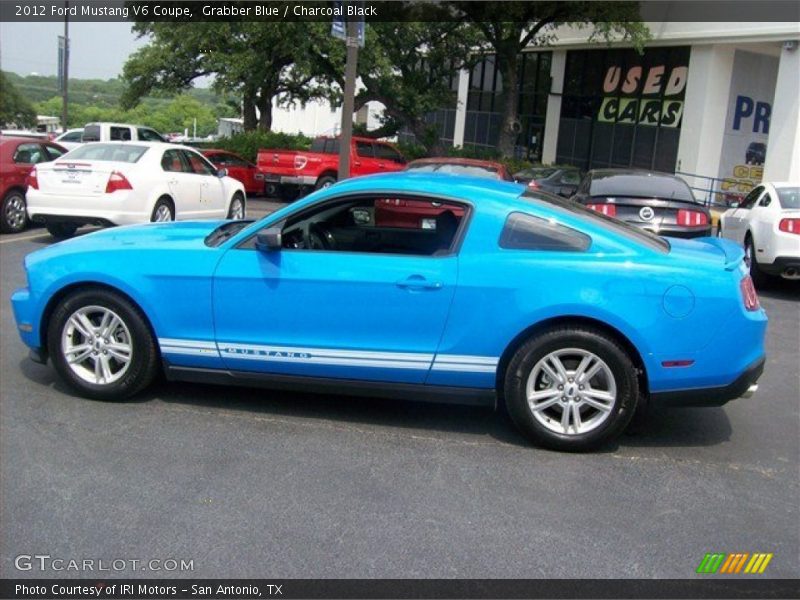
(337, 19), (359, 181)
(61, 1), (69, 132)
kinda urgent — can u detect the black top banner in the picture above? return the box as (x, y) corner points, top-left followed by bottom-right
(1, 0), (799, 22)
(2, 579), (800, 600)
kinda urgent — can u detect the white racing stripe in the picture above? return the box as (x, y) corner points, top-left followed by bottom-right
(158, 338), (498, 373)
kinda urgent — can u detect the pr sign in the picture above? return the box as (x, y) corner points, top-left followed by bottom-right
(717, 50), (778, 198)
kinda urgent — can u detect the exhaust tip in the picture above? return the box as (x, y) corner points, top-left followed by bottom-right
(742, 384), (758, 399)
(781, 267), (800, 280)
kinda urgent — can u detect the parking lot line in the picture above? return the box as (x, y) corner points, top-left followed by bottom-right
(0, 232), (50, 245)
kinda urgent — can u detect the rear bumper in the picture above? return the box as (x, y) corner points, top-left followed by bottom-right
(26, 190), (149, 225)
(31, 213), (116, 227)
(643, 225), (712, 239)
(279, 175), (316, 186)
(650, 356), (765, 407)
(759, 256), (800, 277)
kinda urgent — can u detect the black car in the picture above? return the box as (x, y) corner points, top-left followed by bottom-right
(746, 142), (766, 166)
(512, 166), (583, 197)
(570, 169), (712, 239)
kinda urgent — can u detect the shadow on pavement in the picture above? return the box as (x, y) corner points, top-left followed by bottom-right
(20, 357), (735, 451)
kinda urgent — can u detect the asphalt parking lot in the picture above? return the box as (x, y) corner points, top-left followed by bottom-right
(1, 199), (798, 579)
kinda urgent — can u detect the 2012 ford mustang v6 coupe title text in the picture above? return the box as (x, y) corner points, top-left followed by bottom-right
(11, 173), (767, 451)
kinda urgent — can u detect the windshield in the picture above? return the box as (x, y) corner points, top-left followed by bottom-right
(522, 189), (670, 253)
(61, 143), (148, 163)
(777, 187), (800, 209)
(590, 172), (696, 203)
(408, 162), (500, 179)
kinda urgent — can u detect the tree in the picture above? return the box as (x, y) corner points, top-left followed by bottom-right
(448, 1), (649, 156)
(304, 21), (481, 154)
(0, 71), (37, 128)
(122, 22), (328, 131)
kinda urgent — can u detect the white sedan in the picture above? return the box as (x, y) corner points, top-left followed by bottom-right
(718, 181), (800, 284)
(27, 142), (246, 239)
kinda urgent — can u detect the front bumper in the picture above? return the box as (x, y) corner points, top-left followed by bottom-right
(650, 356), (765, 407)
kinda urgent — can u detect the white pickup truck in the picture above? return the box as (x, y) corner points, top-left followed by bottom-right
(81, 122), (167, 143)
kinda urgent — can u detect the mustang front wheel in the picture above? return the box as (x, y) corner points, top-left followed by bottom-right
(504, 326), (639, 451)
(48, 288), (159, 400)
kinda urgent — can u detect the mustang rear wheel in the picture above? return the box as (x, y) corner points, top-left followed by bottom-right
(48, 288), (159, 401)
(504, 326), (638, 451)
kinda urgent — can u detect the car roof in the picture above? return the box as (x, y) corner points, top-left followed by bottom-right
(767, 182), (799, 189)
(84, 122), (153, 128)
(408, 157), (505, 170)
(323, 171), (523, 200)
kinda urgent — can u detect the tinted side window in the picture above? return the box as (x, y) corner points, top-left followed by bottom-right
(758, 193), (772, 207)
(374, 143), (403, 163)
(183, 150), (216, 175)
(740, 186), (763, 209)
(356, 141), (374, 158)
(62, 131), (82, 142)
(161, 149), (189, 172)
(82, 125), (101, 142)
(44, 144), (66, 160)
(137, 127), (165, 142)
(12, 143), (46, 164)
(110, 127), (132, 141)
(500, 212), (591, 252)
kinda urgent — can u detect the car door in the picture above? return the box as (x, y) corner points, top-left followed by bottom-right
(220, 152), (255, 194)
(724, 186), (763, 244)
(374, 142), (406, 173)
(160, 148), (202, 217)
(211, 194), (465, 384)
(182, 149), (226, 217)
(352, 141), (377, 177)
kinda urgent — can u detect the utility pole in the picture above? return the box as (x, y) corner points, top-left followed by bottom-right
(61, 1), (70, 132)
(337, 18), (359, 181)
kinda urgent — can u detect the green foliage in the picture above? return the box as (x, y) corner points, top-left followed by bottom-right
(33, 92), (220, 136)
(0, 71), (37, 127)
(190, 131), (312, 163)
(395, 142), (429, 161)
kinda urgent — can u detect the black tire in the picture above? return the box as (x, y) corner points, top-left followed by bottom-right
(150, 197), (175, 222)
(315, 175), (337, 190)
(46, 222), (78, 240)
(744, 234), (768, 287)
(503, 326), (639, 451)
(47, 287), (159, 401)
(1, 189), (28, 234)
(227, 192), (246, 219)
(278, 184), (301, 202)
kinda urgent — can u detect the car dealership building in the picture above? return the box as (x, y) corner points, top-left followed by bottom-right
(446, 21), (800, 199)
(276, 21), (799, 200)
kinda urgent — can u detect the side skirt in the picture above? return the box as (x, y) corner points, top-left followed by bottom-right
(163, 364), (497, 408)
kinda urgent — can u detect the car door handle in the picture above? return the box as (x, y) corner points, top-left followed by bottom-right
(396, 275), (443, 290)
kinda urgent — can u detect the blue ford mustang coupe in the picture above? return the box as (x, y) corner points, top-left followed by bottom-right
(11, 173), (767, 450)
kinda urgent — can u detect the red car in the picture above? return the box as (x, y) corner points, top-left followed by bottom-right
(202, 149), (265, 195)
(374, 158), (514, 228)
(257, 136), (406, 199)
(0, 135), (68, 233)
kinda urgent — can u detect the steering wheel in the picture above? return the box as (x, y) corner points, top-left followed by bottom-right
(304, 223), (336, 250)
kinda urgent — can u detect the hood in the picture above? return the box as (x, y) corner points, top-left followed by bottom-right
(668, 236), (745, 271)
(26, 221), (227, 266)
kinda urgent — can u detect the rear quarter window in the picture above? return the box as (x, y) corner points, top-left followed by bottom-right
(82, 125), (101, 142)
(500, 212), (591, 252)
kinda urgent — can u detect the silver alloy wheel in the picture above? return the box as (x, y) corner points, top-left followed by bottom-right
(4, 194), (26, 231)
(525, 348), (617, 435)
(230, 197), (244, 219)
(61, 305), (133, 385)
(154, 204), (173, 222)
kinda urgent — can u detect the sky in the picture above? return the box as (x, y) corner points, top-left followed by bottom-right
(0, 21), (146, 80)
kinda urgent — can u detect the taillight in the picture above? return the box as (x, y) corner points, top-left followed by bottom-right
(527, 180), (539, 189)
(677, 209), (709, 227)
(587, 203), (617, 217)
(778, 218), (800, 235)
(293, 155), (307, 170)
(740, 275), (760, 311)
(105, 171), (132, 193)
(27, 167), (39, 190)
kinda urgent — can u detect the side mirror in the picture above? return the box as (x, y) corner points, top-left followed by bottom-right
(217, 168), (228, 178)
(255, 227), (282, 251)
